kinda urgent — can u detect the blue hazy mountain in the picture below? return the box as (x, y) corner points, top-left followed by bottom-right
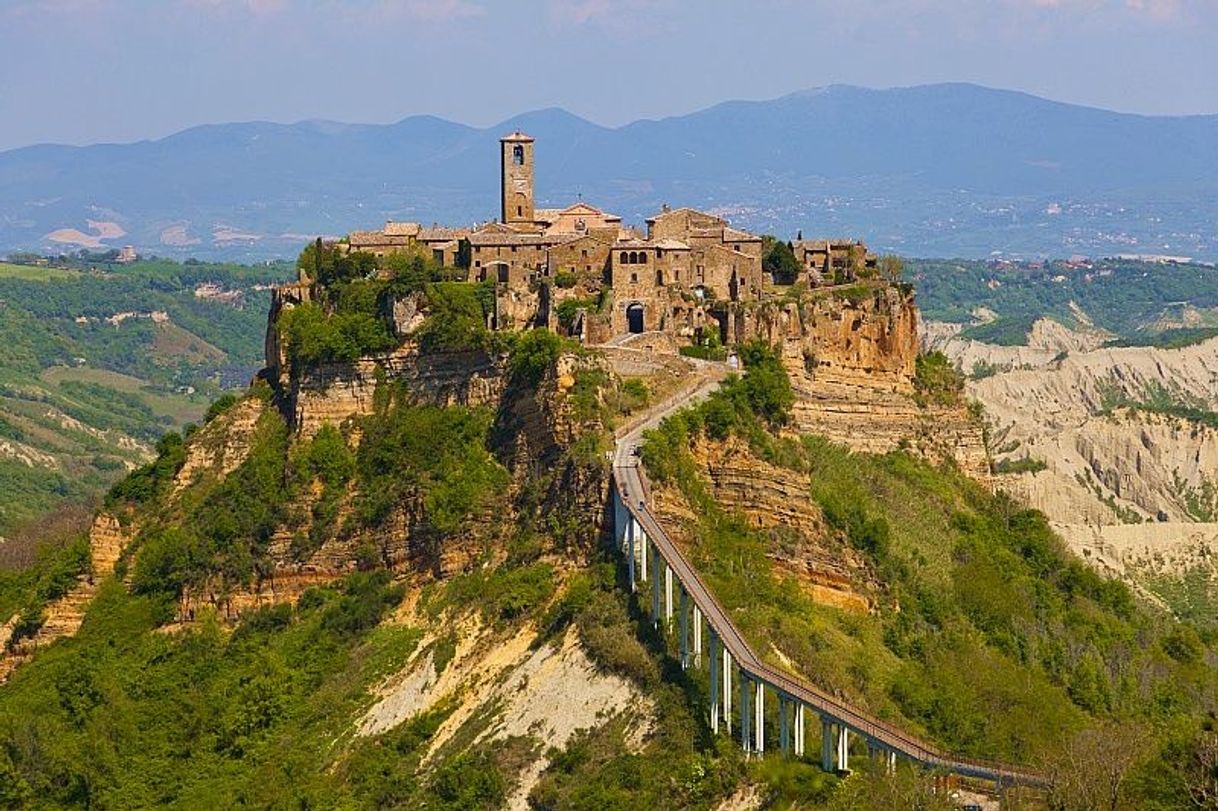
(2, 83), (1215, 260)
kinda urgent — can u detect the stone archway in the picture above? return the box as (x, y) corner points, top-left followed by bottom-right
(626, 302), (645, 334)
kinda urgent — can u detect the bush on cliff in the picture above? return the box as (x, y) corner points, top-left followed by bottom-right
(352, 389), (508, 535)
(277, 301), (396, 366)
(415, 282), (495, 353)
(913, 350), (964, 407)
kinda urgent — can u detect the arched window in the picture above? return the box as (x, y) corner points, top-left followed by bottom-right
(620, 252), (631, 265)
(656, 270), (664, 285)
(513, 144), (524, 165)
(638, 251), (648, 264)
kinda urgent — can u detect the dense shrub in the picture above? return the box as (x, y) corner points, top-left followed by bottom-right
(508, 328), (564, 388)
(913, 351), (964, 406)
(104, 431), (187, 509)
(416, 283), (494, 352)
(353, 393), (507, 534)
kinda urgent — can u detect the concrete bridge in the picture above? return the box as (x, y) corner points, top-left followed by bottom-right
(609, 377), (1046, 788)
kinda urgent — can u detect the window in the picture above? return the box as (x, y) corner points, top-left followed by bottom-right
(630, 272), (638, 283)
(517, 206), (522, 217)
(513, 144), (524, 165)
(620, 252), (630, 264)
(474, 260), (481, 267)
(581, 249), (588, 259)
(638, 252), (648, 264)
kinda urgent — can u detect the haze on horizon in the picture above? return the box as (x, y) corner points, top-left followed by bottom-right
(2, 0), (1216, 153)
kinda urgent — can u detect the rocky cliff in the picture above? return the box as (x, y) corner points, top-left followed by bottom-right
(733, 284), (988, 476)
(0, 512), (131, 681)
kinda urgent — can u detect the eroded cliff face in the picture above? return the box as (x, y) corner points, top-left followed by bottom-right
(171, 348), (612, 623)
(284, 346), (507, 439)
(653, 435), (877, 614)
(740, 285), (919, 392)
(931, 323), (1218, 615)
(733, 285), (987, 477)
(0, 512), (132, 681)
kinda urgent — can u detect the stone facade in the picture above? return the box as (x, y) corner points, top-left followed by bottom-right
(793, 239), (878, 286)
(326, 133), (885, 347)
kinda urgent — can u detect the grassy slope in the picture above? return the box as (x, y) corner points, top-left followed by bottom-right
(639, 349), (1217, 807)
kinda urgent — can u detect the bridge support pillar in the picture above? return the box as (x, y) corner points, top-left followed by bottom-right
(886, 750), (897, 775)
(638, 522), (647, 583)
(678, 588), (690, 668)
(837, 725), (849, 773)
(692, 605), (703, 665)
(754, 680), (765, 754)
(664, 565), (674, 625)
(722, 649), (732, 735)
(821, 719), (834, 772)
(708, 633), (720, 733)
(779, 696), (789, 754)
(739, 673), (752, 753)
(625, 514), (636, 592)
(794, 704), (805, 757)
(650, 546), (661, 625)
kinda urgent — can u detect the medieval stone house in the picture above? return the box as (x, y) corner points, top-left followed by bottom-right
(341, 132), (872, 343)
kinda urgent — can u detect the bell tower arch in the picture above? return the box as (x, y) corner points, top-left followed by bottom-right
(500, 131), (535, 226)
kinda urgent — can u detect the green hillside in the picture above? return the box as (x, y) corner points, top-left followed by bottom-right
(911, 257), (1218, 339)
(639, 345), (1218, 807)
(0, 257), (291, 539)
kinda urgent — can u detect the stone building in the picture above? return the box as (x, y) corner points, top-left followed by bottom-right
(337, 132), (882, 344)
(792, 239), (877, 286)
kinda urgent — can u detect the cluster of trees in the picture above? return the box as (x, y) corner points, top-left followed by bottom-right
(278, 242), (503, 366)
(913, 257), (1218, 340)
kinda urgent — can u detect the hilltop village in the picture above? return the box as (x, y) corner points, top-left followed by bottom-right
(293, 132), (883, 347)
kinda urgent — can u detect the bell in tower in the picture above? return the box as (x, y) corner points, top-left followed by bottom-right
(500, 131), (535, 226)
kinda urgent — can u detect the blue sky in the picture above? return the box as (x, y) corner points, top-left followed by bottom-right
(1, 0), (1215, 151)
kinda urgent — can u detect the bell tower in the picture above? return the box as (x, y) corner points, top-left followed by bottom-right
(500, 131), (535, 226)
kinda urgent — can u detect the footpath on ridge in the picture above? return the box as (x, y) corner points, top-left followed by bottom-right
(608, 358), (1046, 787)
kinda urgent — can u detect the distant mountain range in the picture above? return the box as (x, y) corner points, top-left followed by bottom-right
(2, 83), (1216, 261)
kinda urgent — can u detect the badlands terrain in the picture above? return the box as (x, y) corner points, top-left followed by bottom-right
(927, 316), (1218, 619)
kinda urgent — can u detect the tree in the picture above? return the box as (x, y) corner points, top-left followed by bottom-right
(878, 255), (905, 282)
(1043, 722), (1146, 811)
(762, 236), (802, 285)
(1185, 730), (1218, 809)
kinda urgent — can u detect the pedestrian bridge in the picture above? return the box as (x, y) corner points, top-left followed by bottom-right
(609, 384), (1046, 788)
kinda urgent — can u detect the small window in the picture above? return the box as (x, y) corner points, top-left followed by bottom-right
(630, 272), (638, 283)
(517, 206), (522, 217)
(581, 249), (588, 259)
(513, 144), (524, 165)
(474, 260), (481, 267)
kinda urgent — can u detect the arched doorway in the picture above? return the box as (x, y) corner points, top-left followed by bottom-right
(626, 302), (645, 334)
